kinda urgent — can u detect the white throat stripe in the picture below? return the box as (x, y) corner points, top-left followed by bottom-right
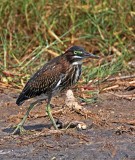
(72, 61), (82, 65)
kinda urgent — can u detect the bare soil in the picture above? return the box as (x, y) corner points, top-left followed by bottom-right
(0, 85), (135, 160)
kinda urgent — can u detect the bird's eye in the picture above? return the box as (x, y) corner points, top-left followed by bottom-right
(74, 51), (82, 55)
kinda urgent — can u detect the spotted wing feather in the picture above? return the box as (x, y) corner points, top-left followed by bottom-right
(16, 58), (63, 106)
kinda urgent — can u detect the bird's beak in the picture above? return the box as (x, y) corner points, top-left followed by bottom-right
(83, 52), (100, 59)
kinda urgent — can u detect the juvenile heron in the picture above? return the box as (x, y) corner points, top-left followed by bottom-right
(13, 46), (99, 134)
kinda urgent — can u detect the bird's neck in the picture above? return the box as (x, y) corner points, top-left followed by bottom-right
(64, 53), (83, 66)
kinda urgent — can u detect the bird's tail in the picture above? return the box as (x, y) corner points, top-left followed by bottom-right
(16, 93), (29, 106)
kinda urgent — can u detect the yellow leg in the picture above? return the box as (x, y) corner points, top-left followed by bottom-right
(46, 103), (58, 130)
(12, 101), (38, 134)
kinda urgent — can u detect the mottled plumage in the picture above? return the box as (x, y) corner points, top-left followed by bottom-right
(13, 46), (99, 134)
(16, 52), (82, 105)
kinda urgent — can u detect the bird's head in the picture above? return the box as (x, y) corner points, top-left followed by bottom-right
(65, 46), (99, 65)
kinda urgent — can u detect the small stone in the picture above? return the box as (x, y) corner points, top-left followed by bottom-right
(77, 122), (87, 130)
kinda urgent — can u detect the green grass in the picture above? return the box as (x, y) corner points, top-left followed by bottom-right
(0, 0), (134, 88)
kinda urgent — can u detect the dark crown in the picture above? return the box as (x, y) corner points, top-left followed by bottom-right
(66, 46), (85, 52)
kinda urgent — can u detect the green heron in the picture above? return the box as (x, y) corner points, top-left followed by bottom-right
(13, 46), (99, 134)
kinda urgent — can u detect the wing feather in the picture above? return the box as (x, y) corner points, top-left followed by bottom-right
(16, 59), (64, 105)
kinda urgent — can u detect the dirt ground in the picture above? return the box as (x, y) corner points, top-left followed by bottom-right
(0, 83), (135, 160)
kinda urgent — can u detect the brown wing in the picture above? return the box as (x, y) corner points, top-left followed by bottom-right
(16, 58), (63, 105)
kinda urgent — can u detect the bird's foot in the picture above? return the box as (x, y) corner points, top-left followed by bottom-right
(12, 124), (26, 135)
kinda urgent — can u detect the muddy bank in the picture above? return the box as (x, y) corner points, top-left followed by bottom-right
(0, 87), (135, 159)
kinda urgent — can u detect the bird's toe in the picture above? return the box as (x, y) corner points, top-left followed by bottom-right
(12, 124), (26, 135)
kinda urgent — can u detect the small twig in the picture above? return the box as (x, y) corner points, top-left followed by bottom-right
(103, 74), (135, 82)
(129, 80), (135, 84)
(108, 92), (135, 100)
(103, 85), (119, 91)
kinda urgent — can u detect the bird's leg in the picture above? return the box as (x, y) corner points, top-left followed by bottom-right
(12, 100), (39, 134)
(46, 96), (58, 130)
